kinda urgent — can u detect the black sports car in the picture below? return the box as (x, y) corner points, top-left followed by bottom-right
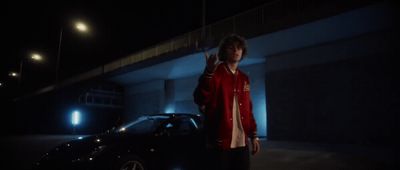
(33, 113), (207, 170)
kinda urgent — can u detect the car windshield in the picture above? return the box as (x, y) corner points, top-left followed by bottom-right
(116, 115), (170, 134)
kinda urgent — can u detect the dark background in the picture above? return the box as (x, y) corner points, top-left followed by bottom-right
(1, 0), (274, 135)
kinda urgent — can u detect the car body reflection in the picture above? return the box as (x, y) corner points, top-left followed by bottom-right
(33, 113), (206, 170)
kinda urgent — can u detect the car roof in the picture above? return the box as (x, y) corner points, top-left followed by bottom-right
(143, 113), (201, 119)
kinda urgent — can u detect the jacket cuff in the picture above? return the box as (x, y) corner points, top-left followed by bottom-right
(203, 68), (214, 78)
(250, 132), (258, 139)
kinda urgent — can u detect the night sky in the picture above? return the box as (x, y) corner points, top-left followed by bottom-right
(1, 0), (272, 100)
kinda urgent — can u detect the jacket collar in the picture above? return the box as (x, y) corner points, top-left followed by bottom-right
(223, 62), (239, 75)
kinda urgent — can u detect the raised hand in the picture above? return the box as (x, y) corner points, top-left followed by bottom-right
(204, 51), (220, 73)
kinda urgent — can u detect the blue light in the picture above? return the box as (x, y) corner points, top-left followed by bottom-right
(71, 110), (81, 126)
(164, 104), (175, 113)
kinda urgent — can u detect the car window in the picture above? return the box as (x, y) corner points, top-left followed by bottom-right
(118, 116), (169, 134)
(165, 117), (198, 135)
(125, 119), (156, 134)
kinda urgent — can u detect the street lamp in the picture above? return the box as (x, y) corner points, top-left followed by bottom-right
(31, 53), (43, 61)
(10, 52), (44, 86)
(9, 71), (19, 77)
(55, 20), (90, 84)
(75, 22), (89, 32)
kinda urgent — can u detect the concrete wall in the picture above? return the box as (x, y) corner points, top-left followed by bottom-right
(241, 63), (268, 138)
(173, 76), (200, 114)
(265, 30), (396, 145)
(124, 80), (165, 121)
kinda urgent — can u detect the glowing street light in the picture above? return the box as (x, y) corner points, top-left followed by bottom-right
(9, 71), (19, 77)
(55, 20), (91, 84)
(14, 52), (45, 86)
(30, 53), (43, 61)
(75, 22), (89, 32)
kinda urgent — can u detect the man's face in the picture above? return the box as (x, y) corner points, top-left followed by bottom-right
(225, 43), (243, 63)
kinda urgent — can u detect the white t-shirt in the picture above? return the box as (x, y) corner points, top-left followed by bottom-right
(231, 88), (246, 148)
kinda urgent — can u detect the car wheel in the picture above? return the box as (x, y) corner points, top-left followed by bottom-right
(115, 155), (146, 170)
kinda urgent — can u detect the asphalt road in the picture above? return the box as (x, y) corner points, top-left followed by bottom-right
(0, 135), (397, 170)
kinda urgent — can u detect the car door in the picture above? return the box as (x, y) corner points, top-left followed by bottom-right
(154, 117), (204, 169)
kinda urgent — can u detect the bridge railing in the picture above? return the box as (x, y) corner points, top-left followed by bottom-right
(56, 0), (375, 88)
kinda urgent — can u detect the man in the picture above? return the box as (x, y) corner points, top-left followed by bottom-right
(194, 34), (260, 170)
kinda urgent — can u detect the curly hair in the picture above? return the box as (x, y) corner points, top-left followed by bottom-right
(217, 34), (248, 61)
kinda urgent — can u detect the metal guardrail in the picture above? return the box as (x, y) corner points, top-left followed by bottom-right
(99, 0), (373, 75)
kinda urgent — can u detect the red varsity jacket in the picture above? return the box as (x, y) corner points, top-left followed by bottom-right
(194, 63), (257, 150)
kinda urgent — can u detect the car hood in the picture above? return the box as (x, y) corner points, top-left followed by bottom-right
(42, 133), (152, 161)
(66, 132), (152, 149)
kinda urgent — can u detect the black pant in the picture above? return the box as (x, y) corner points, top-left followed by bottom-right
(207, 146), (250, 170)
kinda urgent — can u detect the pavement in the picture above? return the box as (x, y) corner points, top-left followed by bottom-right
(252, 139), (397, 170)
(0, 135), (397, 170)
